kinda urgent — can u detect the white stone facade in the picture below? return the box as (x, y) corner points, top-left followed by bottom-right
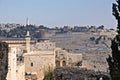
(7, 46), (17, 80)
(7, 45), (25, 80)
(24, 51), (55, 80)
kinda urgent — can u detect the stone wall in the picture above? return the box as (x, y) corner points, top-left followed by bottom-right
(24, 51), (55, 80)
(32, 42), (55, 51)
(55, 49), (82, 67)
(7, 45), (17, 80)
(0, 42), (8, 80)
(16, 63), (25, 80)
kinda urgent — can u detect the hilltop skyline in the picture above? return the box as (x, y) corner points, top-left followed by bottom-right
(0, 0), (117, 28)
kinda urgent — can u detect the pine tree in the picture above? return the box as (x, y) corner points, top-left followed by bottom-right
(107, 0), (120, 80)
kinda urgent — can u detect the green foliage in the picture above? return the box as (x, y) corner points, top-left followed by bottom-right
(76, 61), (82, 66)
(95, 36), (102, 44)
(107, 0), (120, 80)
(43, 71), (54, 80)
(43, 66), (54, 80)
(97, 25), (104, 29)
(6, 25), (50, 38)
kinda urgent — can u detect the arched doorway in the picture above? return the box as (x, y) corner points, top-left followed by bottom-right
(62, 61), (66, 66)
(56, 60), (60, 67)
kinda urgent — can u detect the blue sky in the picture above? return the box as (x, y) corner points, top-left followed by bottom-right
(0, 0), (117, 28)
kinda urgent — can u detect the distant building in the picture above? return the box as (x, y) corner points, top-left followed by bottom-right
(89, 26), (97, 32)
(0, 23), (21, 32)
(73, 26), (88, 32)
(63, 26), (71, 32)
(26, 18), (29, 26)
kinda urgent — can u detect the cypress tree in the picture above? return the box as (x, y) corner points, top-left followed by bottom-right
(107, 0), (120, 80)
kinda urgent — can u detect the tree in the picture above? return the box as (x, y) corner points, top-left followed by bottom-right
(107, 0), (120, 80)
(43, 66), (54, 80)
(97, 25), (104, 29)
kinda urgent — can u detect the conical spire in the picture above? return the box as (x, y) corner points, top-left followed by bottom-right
(26, 31), (30, 37)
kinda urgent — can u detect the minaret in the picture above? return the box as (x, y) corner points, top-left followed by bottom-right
(25, 31), (30, 53)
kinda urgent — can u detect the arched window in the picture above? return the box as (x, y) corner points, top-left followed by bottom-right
(31, 62), (33, 67)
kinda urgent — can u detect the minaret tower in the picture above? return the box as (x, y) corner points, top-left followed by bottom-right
(25, 31), (30, 53)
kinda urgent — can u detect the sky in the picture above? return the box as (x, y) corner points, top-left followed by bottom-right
(0, 0), (117, 29)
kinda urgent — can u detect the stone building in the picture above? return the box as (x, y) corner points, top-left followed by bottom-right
(0, 32), (31, 80)
(6, 44), (25, 80)
(0, 31), (33, 80)
(0, 31), (86, 80)
(55, 48), (82, 67)
(73, 26), (88, 32)
(0, 42), (8, 80)
(24, 38), (55, 80)
(0, 31), (55, 80)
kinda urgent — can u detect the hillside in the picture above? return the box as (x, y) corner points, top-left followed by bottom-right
(50, 30), (116, 72)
